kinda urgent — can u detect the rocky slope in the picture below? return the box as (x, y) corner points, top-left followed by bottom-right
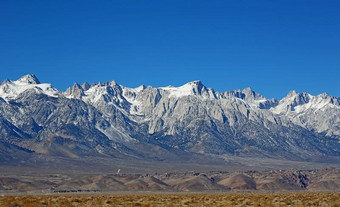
(0, 74), (339, 162)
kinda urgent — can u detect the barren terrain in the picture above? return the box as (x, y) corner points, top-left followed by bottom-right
(1, 167), (339, 194)
(1, 192), (340, 207)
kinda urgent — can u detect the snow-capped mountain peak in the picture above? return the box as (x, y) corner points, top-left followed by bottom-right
(82, 82), (90, 90)
(0, 74), (339, 161)
(134, 84), (146, 92)
(0, 74), (59, 101)
(16, 74), (41, 84)
(160, 80), (216, 98)
(65, 82), (85, 99)
(286, 90), (299, 98)
(270, 90), (340, 115)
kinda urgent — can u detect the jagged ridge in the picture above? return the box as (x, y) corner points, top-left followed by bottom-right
(0, 74), (339, 162)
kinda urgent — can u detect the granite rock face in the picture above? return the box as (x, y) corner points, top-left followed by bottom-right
(0, 75), (339, 161)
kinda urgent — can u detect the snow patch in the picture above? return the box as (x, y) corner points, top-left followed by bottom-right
(270, 92), (339, 114)
(121, 86), (144, 115)
(0, 78), (59, 101)
(160, 81), (201, 98)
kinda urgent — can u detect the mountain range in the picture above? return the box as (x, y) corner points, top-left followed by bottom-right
(0, 74), (339, 165)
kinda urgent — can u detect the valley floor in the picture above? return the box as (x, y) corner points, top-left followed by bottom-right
(1, 192), (339, 207)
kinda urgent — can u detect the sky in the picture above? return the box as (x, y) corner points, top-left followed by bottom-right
(1, 0), (339, 99)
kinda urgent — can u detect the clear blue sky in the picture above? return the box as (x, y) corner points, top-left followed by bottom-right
(1, 0), (339, 99)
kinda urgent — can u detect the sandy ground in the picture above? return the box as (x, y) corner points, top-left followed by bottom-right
(0, 192), (339, 207)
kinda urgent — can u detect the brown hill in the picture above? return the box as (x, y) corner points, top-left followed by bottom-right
(124, 176), (172, 191)
(173, 175), (228, 191)
(218, 174), (256, 190)
(256, 178), (301, 191)
(56, 175), (126, 191)
(0, 177), (53, 192)
(1, 168), (340, 193)
(307, 169), (340, 191)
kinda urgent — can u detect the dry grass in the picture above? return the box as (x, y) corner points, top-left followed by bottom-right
(0, 192), (339, 207)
